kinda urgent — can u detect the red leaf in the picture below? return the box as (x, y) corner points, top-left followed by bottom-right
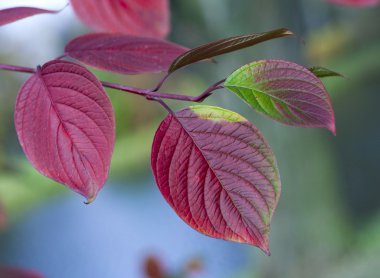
(70, 0), (170, 38)
(65, 33), (188, 75)
(0, 7), (60, 26)
(0, 266), (43, 278)
(14, 60), (115, 203)
(151, 106), (281, 255)
(328, 0), (379, 6)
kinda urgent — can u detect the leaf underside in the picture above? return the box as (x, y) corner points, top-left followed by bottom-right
(65, 33), (188, 75)
(70, 0), (170, 38)
(151, 105), (281, 255)
(14, 60), (115, 202)
(0, 7), (59, 26)
(168, 28), (293, 73)
(225, 59), (336, 134)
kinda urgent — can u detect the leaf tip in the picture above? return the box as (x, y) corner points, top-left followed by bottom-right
(329, 123), (337, 136)
(84, 194), (97, 205)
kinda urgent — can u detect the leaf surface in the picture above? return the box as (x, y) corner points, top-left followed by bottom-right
(224, 60), (336, 134)
(151, 106), (281, 254)
(70, 0), (170, 38)
(0, 7), (59, 26)
(14, 60), (115, 202)
(65, 33), (188, 75)
(309, 66), (343, 78)
(168, 28), (293, 73)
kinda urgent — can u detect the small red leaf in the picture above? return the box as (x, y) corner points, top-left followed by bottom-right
(14, 60), (115, 202)
(65, 33), (188, 75)
(70, 0), (170, 38)
(0, 266), (43, 278)
(151, 106), (281, 254)
(0, 7), (60, 26)
(328, 0), (379, 6)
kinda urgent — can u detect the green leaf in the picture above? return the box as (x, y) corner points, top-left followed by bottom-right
(168, 28), (293, 73)
(309, 66), (343, 78)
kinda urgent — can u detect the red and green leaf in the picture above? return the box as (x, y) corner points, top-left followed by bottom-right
(0, 7), (60, 26)
(14, 60), (115, 203)
(70, 0), (170, 38)
(65, 33), (188, 75)
(151, 105), (281, 254)
(168, 28), (293, 73)
(224, 60), (336, 134)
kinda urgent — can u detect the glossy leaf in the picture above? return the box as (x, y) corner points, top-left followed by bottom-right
(309, 66), (343, 78)
(0, 266), (43, 278)
(151, 106), (281, 254)
(224, 60), (336, 134)
(15, 60), (115, 203)
(0, 7), (60, 26)
(70, 0), (170, 38)
(328, 0), (379, 6)
(65, 33), (188, 75)
(168, 28), (293, 73)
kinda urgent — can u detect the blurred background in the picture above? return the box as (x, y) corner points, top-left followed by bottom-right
(0, 0), (379, 277)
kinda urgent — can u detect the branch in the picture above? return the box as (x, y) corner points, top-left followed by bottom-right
(0, 64), (36, 74)
(0, 63), (224, 103)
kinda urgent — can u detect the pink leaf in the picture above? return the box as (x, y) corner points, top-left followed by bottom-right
(224, 60), (336, 135)
(65, 33), (188, 75)
(0, 7), (60, 26)
(70, 0), (170, 38)
(14, 60), (115, 203)
(328, 0), (379, 6)
(0, 266), (43, 278)
(151, 106), (281, 255)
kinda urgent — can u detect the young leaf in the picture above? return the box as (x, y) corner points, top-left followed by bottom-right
(0, 7), (60, 26)
(309, 66), (343, 78)
(151, 105), (281, 255)
(224, 60), (336, 134)
(14, 60), (115, 203)
(328, 0), (379, 6)
(65, 33), (188, 75)
(70, 0), (170, 38)
(168, 28), (293, 73)
(0, 266), (43, 278)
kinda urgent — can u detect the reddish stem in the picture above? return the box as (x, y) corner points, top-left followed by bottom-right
(0, 63), (224, 103)
(0, 64), (36, 74)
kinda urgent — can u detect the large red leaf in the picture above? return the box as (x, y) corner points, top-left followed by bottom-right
(224, 60), (336, 134)
(151, 106), (281, 254)
(0, 7), (60, 26)
(328, 0), (379, 6)
(14, 60), (115, 203)
(65, 33), (187, 75)
(0, 266), (43, 278)
(70, 0), (170, 38)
